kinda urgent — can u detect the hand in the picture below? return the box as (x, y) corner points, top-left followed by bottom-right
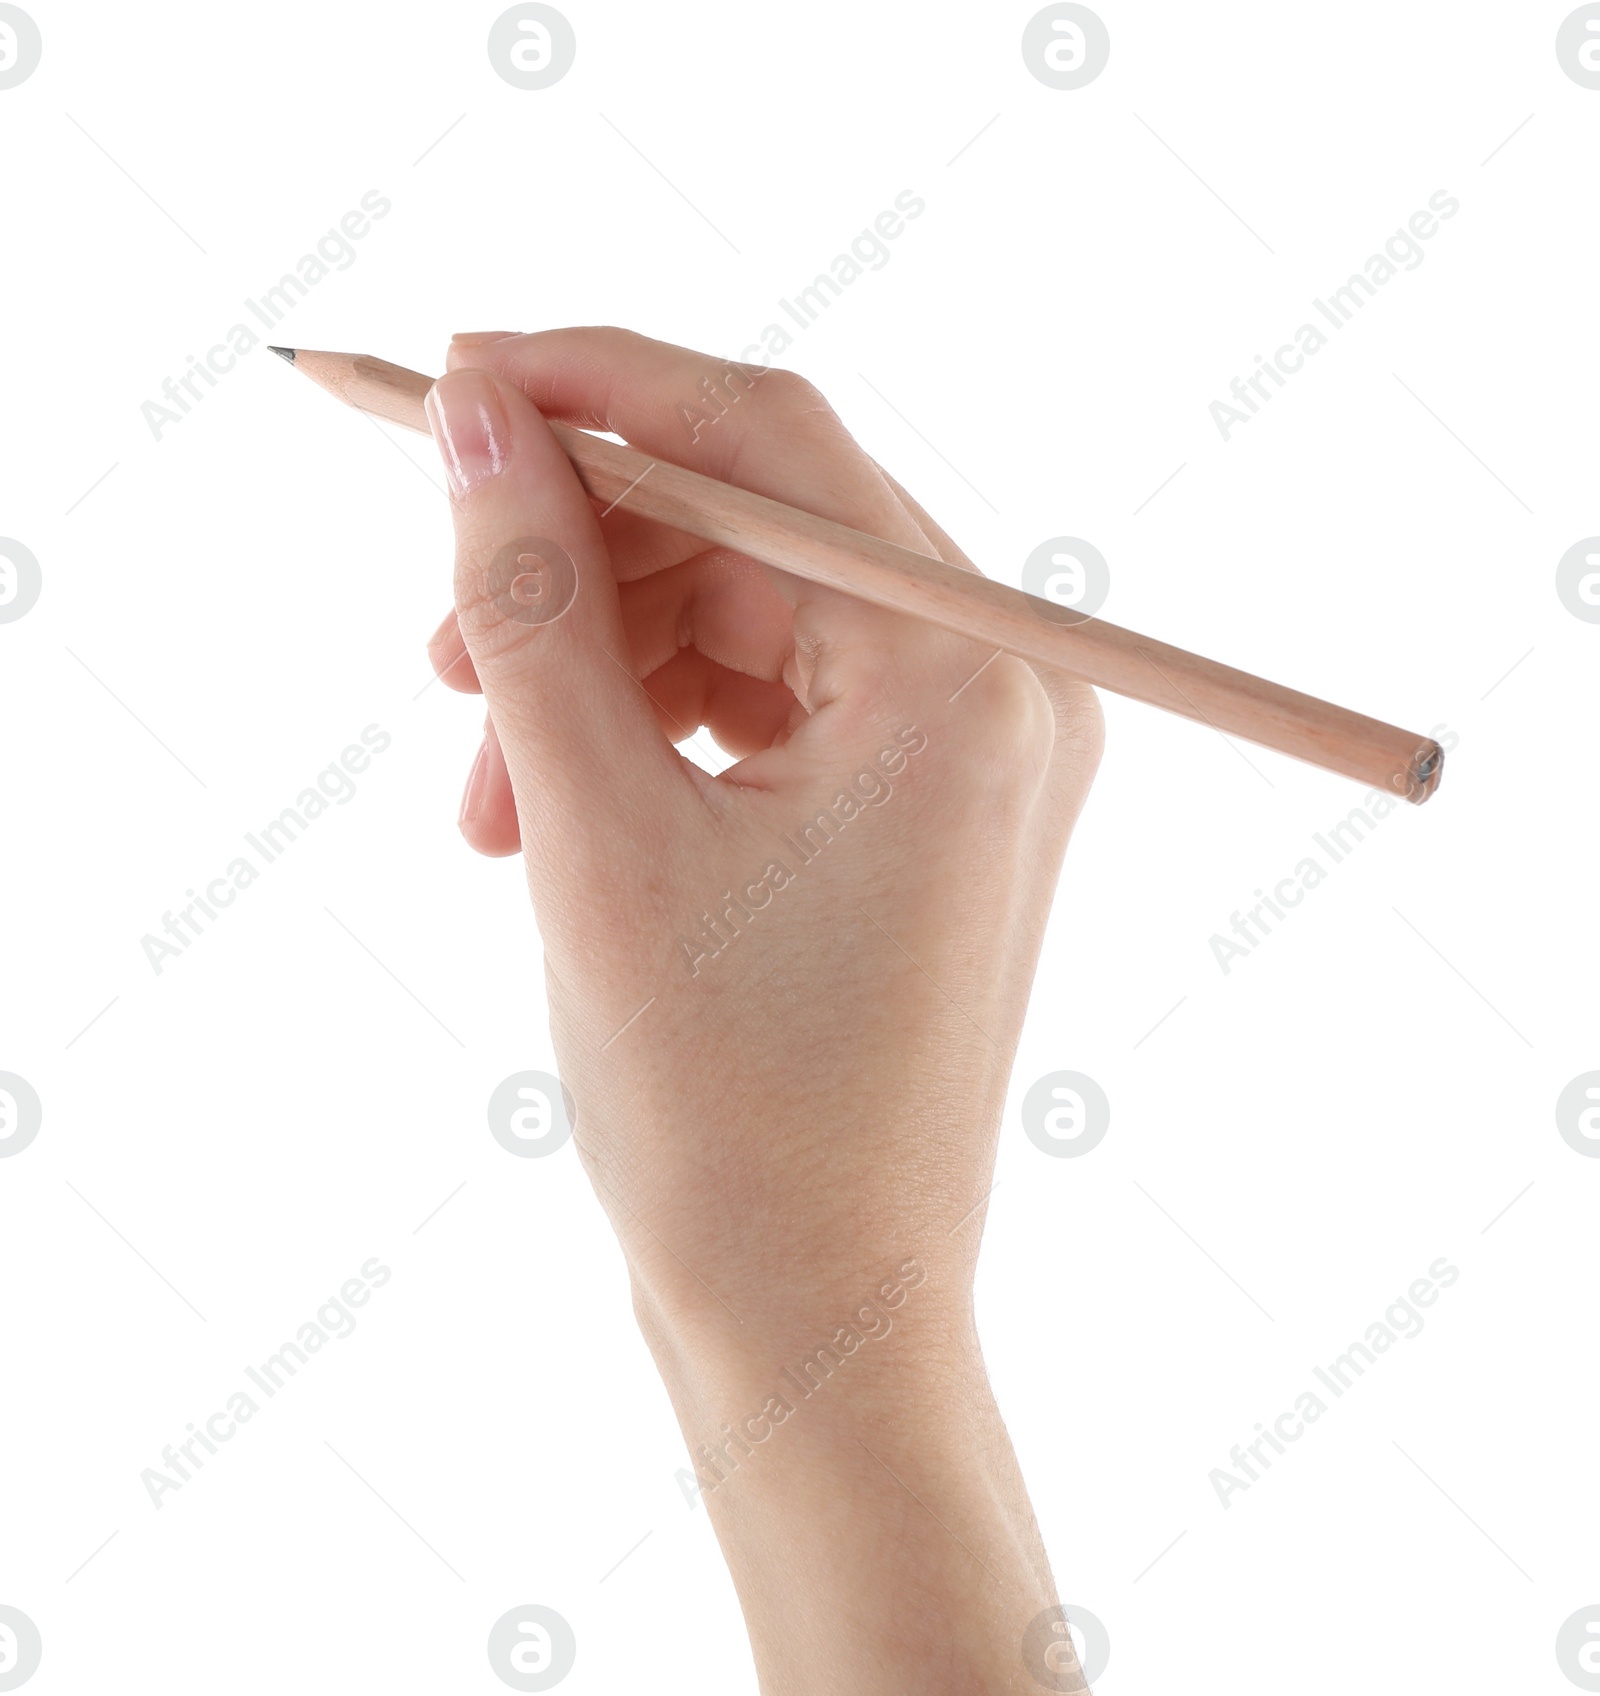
(425, 327), (1102, 1694)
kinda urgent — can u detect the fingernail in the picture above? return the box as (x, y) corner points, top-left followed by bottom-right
(450, 330), (520, 346)
(459, 738), (490, 827)
(426, 369), (510, 501)
(428, 608), (458, 650)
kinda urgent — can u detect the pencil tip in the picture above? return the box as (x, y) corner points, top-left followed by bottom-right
(268, 346), (296, 364)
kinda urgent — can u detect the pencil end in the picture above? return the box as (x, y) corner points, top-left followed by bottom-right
(268, 346), (296, 364)
(1403, 739), (1445, 805)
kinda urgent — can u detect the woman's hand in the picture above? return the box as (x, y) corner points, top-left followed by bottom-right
(425, 327), (1102, 1694)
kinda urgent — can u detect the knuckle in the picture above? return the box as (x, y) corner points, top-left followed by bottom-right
(944, 655), (1061, 793)
(454, 534), (581, 664)
(751, 366), (834, 422)
(574, 323), (641, 349)
(453, 570), (537, 667)
(1048, 677), (1107, 775)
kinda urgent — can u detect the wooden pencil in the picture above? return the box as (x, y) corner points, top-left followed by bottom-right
(272, 348), (1444, 804)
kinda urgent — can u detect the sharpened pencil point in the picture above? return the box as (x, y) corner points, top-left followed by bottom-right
(268, 346), (296, 364)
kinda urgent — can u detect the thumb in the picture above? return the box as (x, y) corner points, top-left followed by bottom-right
(425, 367), (695, 902)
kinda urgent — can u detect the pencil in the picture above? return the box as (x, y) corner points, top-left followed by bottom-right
(271, 348), (1444, 804)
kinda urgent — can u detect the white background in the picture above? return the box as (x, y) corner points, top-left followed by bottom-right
(1, 3), (1596, 1692)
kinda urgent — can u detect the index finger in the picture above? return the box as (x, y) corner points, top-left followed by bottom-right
(446, 327), (929, 551)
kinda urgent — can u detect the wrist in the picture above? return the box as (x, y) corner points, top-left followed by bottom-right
(629, 1248), (972, 1427)
(634, 1266), (1063, 1694)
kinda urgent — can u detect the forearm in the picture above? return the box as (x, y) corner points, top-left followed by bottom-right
(635, 1273), (1080, 1694)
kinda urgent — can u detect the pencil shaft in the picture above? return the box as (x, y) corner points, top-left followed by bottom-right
(288, 351), (1443, 803)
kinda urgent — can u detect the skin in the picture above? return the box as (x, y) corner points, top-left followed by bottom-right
(423, 327), (1103, 1694)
